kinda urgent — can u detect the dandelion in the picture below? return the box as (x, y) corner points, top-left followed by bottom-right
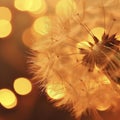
(30, 0), (120, 119)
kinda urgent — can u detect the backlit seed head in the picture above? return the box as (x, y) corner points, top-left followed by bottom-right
(30, 0), (120, 119)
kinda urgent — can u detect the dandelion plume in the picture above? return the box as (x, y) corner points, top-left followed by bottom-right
(30, 0), (120, 119)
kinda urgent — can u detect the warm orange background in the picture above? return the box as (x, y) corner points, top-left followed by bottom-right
(0, 0), (120, 120)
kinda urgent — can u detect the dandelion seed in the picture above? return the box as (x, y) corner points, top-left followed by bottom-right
(30, 0), (120, 119)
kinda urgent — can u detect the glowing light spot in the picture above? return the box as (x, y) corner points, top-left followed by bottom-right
(88, 27), (105, 43)
(116, 35), (120, 41)
(95, 102), (111, 111)
(14, 0), (33, 11)
(77, 41), (91, 49)
(56, 0), (77, 20)
(0, 7), (12, 21)
(102, 76), (111, 85)
(14, 0), (47, 14)
(0, 19), (12, 38)
(46, 82), (66, 100)
(28, 0), (47, 13)
(13, 77), (32, 95)
(94, 91), (111, 111)
(0, 89), (17, 109)
(33, 16), (51, 35)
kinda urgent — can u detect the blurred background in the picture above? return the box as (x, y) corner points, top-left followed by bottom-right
(0, 0), (75, 120)
(0, 0), (120, 120)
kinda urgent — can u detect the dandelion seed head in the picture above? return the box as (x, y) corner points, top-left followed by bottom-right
(30, 0), (120, 119)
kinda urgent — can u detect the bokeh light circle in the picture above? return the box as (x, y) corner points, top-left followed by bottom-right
(0, 19), (12, 38)
(14, 0), (32, 11)
(0, 7), (12, 21)
(46, 82), (66, 100)
(88, 27), (105, 44)
(14, 0), (47, 14)
(33, 16), (51, 36)
(13, 77), (32, 95)
(0, 89), (17, 109)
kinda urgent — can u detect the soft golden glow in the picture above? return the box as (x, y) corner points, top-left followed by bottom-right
(14, 0), (32, 11)
(0, 89), (17, 109)
(13, 77), (32, 95)
(95, 102), (111, 111)
(14, 0), (47, 14)
(46, 82), (66, 100)
(102, 76), (111, 85)
(33, 16), (51, 35)
(28, 0), (47, 13)
(0, 19), (12, 38)
(56, 0), (77, 20)
(0, 7), (12, 21)
(77, 41), (91, 49)
(88, 27), (105, 43)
